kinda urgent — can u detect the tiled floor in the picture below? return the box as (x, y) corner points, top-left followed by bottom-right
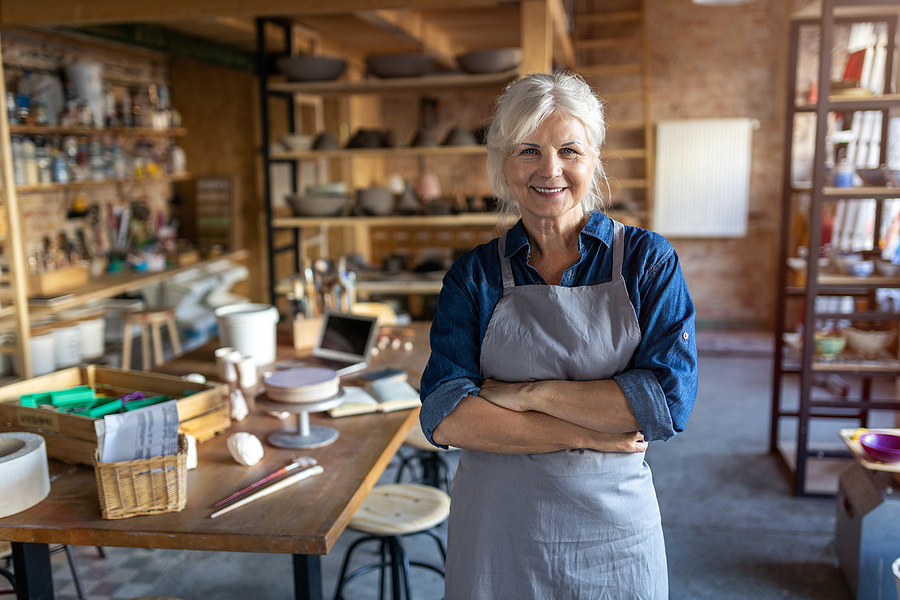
(48, 546), (186, 600)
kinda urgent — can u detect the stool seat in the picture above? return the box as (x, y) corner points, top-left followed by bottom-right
(121, 308), (182, 371)
(350, 483), (450, 536)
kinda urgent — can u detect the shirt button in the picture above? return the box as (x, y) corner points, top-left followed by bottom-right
(682, 332), (689, 340)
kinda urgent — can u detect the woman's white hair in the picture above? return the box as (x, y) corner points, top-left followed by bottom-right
(485, 71), (608, 222)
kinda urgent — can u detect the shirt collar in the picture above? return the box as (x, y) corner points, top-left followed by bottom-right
(503, 210), (613, 259)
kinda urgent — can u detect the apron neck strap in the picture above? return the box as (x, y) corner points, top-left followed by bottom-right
(498, 232), (515, 293)
(612, 220), (625, 278)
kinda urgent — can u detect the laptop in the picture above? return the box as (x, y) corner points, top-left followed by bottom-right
(281, 310), (380, 376)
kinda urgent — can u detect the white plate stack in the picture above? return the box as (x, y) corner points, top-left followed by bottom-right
(263, 368), (341, 403)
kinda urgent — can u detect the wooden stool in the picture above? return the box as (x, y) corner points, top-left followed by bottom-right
(121, 309), (182, 371)
(394, 425), (458, 493)
(333, 483), (450, 600)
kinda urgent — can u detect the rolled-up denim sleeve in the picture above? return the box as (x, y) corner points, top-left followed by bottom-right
(420, 378), (480, 449)
(419, 260), (491, 448)
(619, 240), (698, 442)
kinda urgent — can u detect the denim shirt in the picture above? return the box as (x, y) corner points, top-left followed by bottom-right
(419, 210), (698, 448)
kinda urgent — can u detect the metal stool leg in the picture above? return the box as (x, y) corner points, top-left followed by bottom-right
(63, 545), (86, 600)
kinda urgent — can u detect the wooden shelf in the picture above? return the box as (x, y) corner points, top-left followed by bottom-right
(272, 209), (645, 229)
(9, 125), (187, 137)
(270, 146), (486, 160)
(794, 94), (900, 112)
(822, 186), (900, 199)
(14, 172), (191, 193)
(267, 69), (519, 96)
(272, 213), (505, 228)
(0, 249), (249, 323)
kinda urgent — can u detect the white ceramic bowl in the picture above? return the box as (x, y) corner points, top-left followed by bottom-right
(280, 134), (314, 152)
(843, 326), (896, 357)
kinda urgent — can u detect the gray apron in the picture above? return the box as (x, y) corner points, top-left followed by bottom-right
(445, 221), (667, 600)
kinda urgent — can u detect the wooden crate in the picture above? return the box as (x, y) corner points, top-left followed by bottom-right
(27, 265), (90, 296)
(0, 366), (230, 465)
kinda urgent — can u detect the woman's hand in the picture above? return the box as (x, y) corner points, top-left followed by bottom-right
(586, 430), (647, 453)
(479, 378), (534, 412)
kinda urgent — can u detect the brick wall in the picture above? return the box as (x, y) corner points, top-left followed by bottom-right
(647, 0), (810, 328)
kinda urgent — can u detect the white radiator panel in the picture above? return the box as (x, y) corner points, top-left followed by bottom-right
(652, 118), (755, 238)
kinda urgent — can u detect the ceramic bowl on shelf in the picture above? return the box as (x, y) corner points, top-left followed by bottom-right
(279, 134), (314, 152)
(875, 258), (900, 277)
(285, 193), (350, 217)
(356, 187), (395, 216)
(455, 48), (522, 74)
(858, 430), (900, 463)
(847, 259), (874, 278)
(275, 55), (347, 82)
(365, 53), (435, 78)
(813, 331), (846, 358)
(842, 326), (896, 358)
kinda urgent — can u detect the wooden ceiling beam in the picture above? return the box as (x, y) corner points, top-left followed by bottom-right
(353, 9), (463, 68)
(0, 0), (505, 26)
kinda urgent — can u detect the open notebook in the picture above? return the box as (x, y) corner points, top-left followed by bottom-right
(329, 373), (421, 417)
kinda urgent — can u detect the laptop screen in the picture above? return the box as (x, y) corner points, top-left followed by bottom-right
(315, 311), (379, 362)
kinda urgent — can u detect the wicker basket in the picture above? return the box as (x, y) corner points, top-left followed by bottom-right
(93, 434), (188, 519)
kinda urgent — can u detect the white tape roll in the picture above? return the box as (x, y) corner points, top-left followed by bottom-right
(0, 432), (51, 518)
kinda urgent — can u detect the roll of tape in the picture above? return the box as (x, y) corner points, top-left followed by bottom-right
(0, 432), (51, 518)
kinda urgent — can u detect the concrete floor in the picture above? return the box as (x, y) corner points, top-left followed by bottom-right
(16, 331), (899, 599)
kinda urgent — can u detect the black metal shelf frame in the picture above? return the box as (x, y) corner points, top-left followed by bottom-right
(770, 0), (900, 496)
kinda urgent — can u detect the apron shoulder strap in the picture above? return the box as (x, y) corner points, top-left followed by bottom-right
(612, 220), (626, 278)
(498, 232), (515, 293)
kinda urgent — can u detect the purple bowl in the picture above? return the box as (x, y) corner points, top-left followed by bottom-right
(859, 431), (900, 463)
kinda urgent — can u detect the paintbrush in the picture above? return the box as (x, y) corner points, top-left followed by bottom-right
(210, 465), (324, 519)
(212, 456), (317, 508)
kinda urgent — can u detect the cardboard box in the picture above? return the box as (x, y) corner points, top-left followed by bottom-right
(0, 366), (231, 465)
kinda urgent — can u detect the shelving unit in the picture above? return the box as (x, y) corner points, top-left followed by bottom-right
(0, 51), (198, 378)
(770, 0), (900, 496)
(256, 10), (567, 306)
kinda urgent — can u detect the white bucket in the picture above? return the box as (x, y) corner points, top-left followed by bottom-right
(214, 303), (279, 366)
(53, 325), (82, 368)
(66, 61), (103, 99)
(29, 332), (56, 376)
(78, 318), (106, 359)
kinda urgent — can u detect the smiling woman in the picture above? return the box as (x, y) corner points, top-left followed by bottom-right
(503, 114), (595, 230)
(419, 71), (698, 600)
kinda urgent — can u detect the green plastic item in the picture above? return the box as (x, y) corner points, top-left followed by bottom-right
(123, 396), (172, 411)
(20, 392), (53, 407)
(50, 386), (96, 406)
(88, 399), (127, 418)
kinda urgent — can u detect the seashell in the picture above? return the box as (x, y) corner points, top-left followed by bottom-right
(227, 432), (264, 466)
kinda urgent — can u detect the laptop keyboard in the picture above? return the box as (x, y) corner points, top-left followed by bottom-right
(311, 357), (353, 371)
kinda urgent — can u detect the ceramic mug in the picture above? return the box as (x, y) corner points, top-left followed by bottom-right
(214, 347), (239, 382)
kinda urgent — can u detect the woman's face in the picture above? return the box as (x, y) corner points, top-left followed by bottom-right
(503, 114), (595, 224)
